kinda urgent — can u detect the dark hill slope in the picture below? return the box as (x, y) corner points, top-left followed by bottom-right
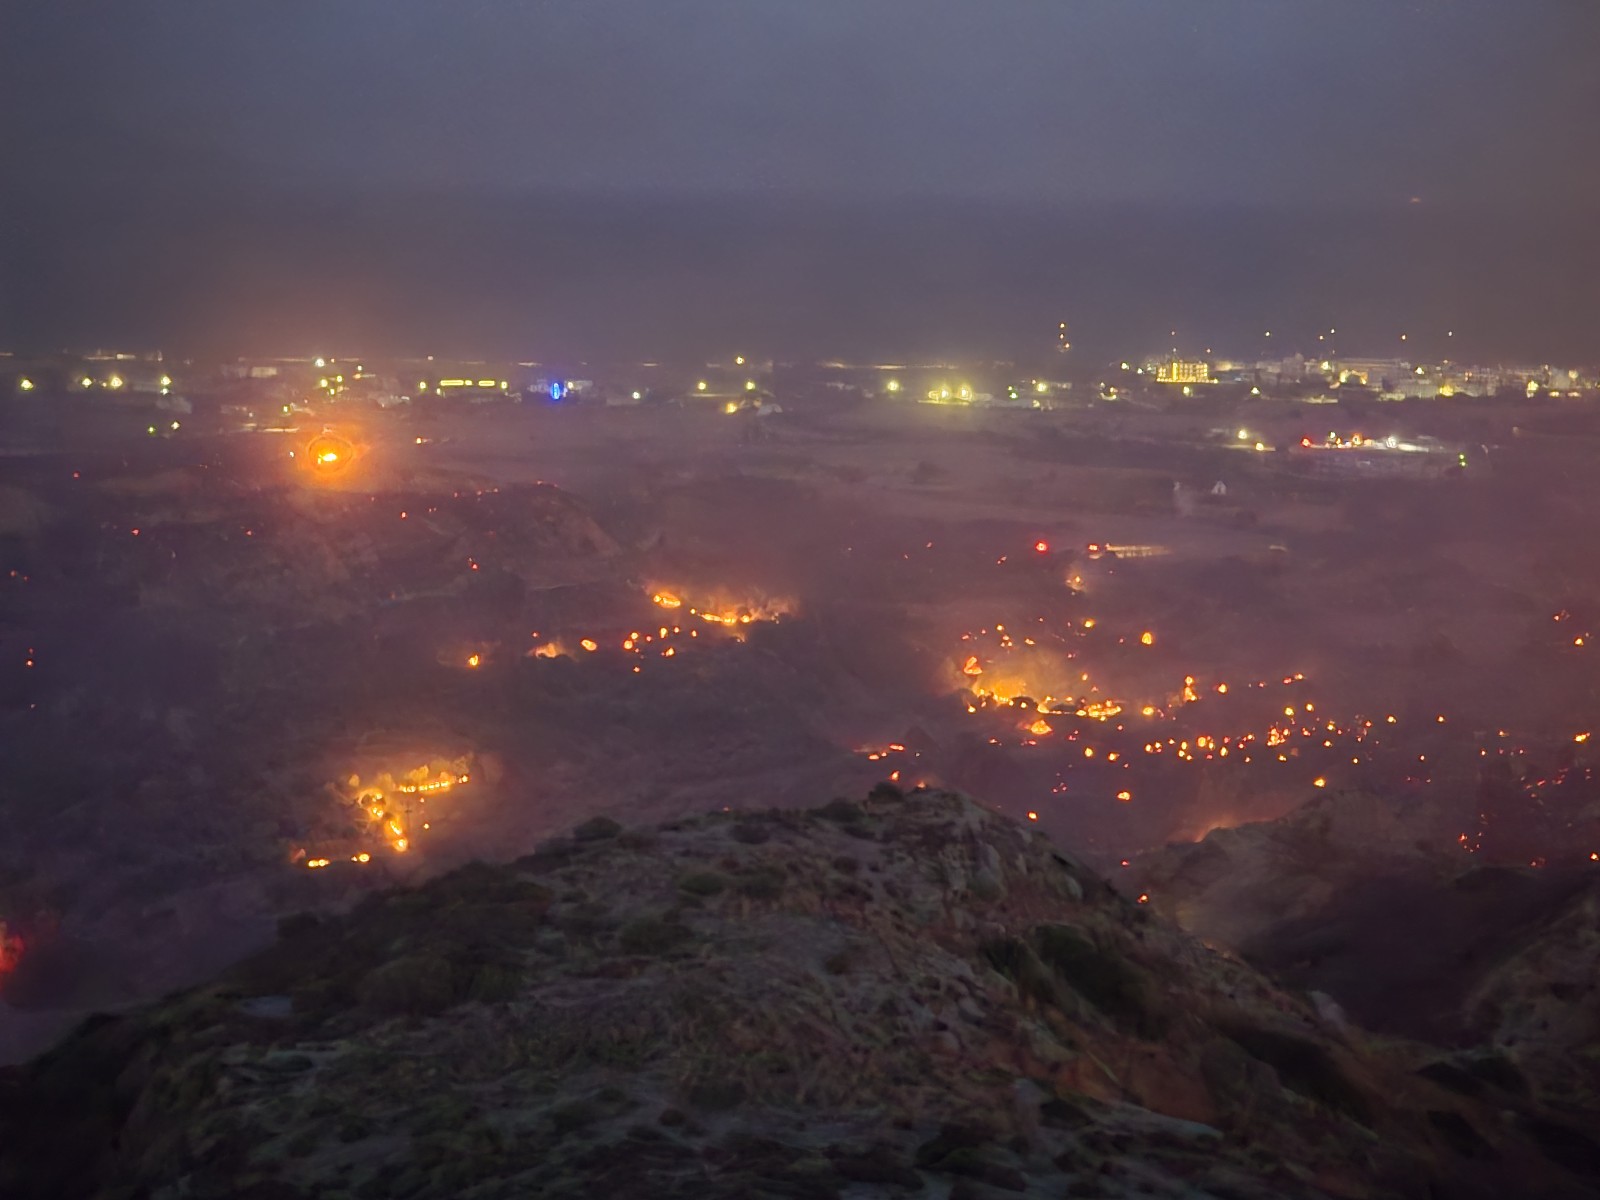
(2, 789), (1596, 1199)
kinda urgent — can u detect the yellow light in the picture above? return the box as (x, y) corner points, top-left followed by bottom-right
(318, 451), (339, 464)
(17, 378), (33, 391)
(314, 357), (326, 368)
(958, 385), (972, 400)
(418, 381), (428, 390)
(723, 401), (739, 414)
(885, 379), (901, 393)
(580, 638), (598, 652)
(1313, 777), (1327, 788)
(1237, 429), (1249, 440)
(476, 379), (495, 388)
(159, 375), (172, 388)
(734, 355), (745, 365)
(744, 380), (757, 391)
(466, 653), (481, 668)
(696, 380), (708, 391)
(1139, 631), (1154, 646)
(81, 377), (93, 388)
(499, 380), (508, 390)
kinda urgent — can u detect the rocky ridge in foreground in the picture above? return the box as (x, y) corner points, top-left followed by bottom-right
(3, 787), (1597, 1199)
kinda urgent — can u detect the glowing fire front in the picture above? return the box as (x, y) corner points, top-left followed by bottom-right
(301, 757), (473, 868)
(649, 586), (793, 632)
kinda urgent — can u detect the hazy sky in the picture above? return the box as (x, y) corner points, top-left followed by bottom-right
(5, 2), (1599, 358)
(7, 0), (1600, 208)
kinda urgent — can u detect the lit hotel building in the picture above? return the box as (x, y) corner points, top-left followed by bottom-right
(1156, 359), (1211, 385)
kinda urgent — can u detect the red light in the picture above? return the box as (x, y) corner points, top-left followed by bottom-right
(1034, 540), (1049, 553)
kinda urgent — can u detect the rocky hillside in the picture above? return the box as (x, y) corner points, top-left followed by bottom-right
(1128, 788), (1600, 1056)
(3, 787), (1597, 1199)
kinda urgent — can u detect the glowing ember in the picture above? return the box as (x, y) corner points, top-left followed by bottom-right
(0, 921), (23, 981)
(299, 431), (360, 482)
(1076, 701), (1123, 721)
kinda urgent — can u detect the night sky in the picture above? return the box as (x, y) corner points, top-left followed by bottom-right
(4, 2), (1598, 357)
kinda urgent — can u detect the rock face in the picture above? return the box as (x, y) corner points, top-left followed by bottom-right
(1127, 789), (1460, 952)
(2, 789), (1597, 1199)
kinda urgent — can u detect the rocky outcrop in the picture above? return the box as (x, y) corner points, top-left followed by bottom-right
(2, 788), (1595, 1199)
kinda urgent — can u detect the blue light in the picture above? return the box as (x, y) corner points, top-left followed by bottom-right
(549, 381), (564, 402)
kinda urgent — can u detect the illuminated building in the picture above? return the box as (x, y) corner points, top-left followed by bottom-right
(434, 377), (513, 401)
(1156, 359), (1211, 385)
(1325, 358), (1409, 391)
